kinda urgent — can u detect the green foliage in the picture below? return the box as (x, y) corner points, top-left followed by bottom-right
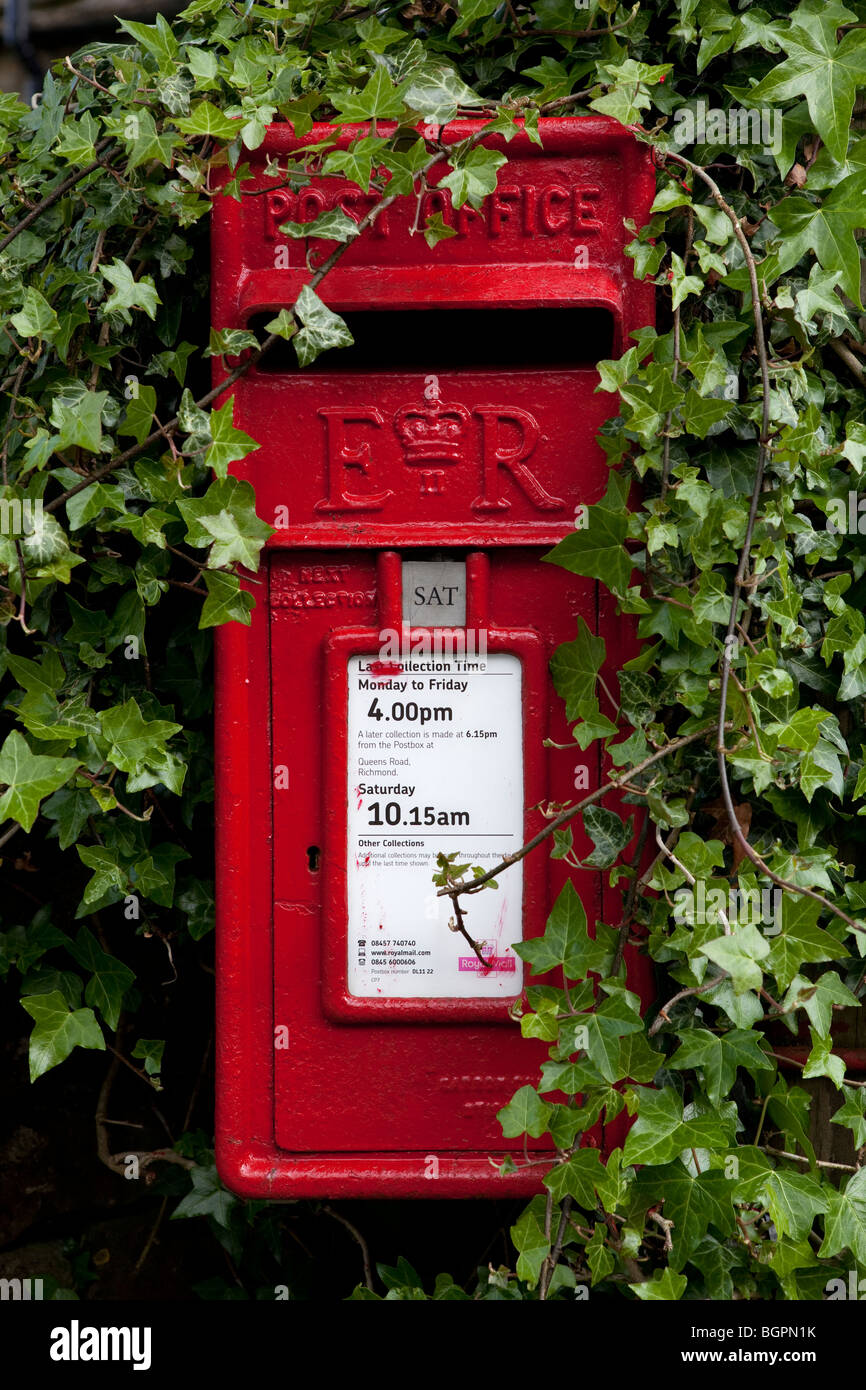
(3, 0), (866, 1304)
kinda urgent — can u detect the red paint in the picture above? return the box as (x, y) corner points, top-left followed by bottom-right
(772, 1047), (866, 1071)
(367, 662), (404, 677)
(212, 118), (656, 1198)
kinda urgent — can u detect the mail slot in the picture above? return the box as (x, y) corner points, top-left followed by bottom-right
(211, 117), (656, 1197)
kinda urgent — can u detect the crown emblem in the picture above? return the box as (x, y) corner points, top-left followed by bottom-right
(394, 397), (470, 467)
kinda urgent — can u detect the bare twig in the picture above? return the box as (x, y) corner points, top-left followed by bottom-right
(320, 1204), (374, 1291)
(760, 1146), (858, 1173)
(439, 726), (720, 901)
(539, 1194), (573, 1301)
(648, 972), (730, 1036)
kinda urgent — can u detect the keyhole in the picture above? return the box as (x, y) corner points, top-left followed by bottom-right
(307, 845), (320, 872)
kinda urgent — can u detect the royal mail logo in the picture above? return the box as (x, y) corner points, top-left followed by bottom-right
(458, 956), (515, 972)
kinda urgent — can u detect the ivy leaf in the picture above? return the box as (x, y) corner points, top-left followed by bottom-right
(403, 62), (484, 123)
(618, 1031), (665, 1083)
(381, 140), (429, 198)
(680, 390), (733, 437)
(117, 13), (179, 65)
(199, 569), (255, 628)
(205, 328), (259, 358)
(10, 287), (60, 342)
(819, 1167), (866, 1264)
(178, 477), (273, 565)
(118, 385), (157, 445)
(633, 1164), (734, 1271)
(42, 786), (94, 850)
(132, 1037), (165, 1079)
(623, 1087), (732, 1167)
(761, 1169), (829, 1241)
(582, 805), (632, 869)
(581, 995), (644, 1082)
(590, 58), (671, 126)
(749, 5), (866, 163)
(571, 702), (618, 750)
(543, 1149), (604, 1207)
(802, 1029), (846, 1088)
(514, 880), (613, 980)
(355, 14), (406, 49)
(50, 390), (107, 453)
(263, 310), (295, 343)
(100, 259), (161, 323)
(668, 1028), (773, 1106)
(186, 46), (218, 82)
(667, 252), (704, 310)
(780, 971), (858, 1038)
(522, 55), (589, 105)
(67, 926), (135, 1031)
(630, 1269), (688, 1300)
(100, 698), (184, 794)
(196, 508), (271, 569)
(544, 471), (632, 598)
(175, 101), (239, 140)
(794, 264), (848, 331)
(496, 1084), (552, 1138)
(54, 110), (101, 165)
(538, 1056), (605, 1094)
(204, 398), (260, 480)
(0, 732), (79, 832)
(832, 1087), (866, 1148)
(278, 208), (361, 243)
(332, 69), (408, 121)
(77, 845), (128, 903)
(700, 924), (771, 994)
(450, 0), (501, 31)
(21, 990), (104, 1081)
(322, 136), (389, 193)
(585, 1224), (615, 1285)
(510, 1196), (551, 1288)
(171, 1162), (237, 1228)
(439, 147), (507, 210)
(767, 894), (846, 991)
(769, 174), (866, 307)
(291, 285), (354, 367)
(423, 212), (458, 249)
(549, 617), (605, 721)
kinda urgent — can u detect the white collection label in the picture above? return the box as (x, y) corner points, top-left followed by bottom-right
(346, 653), (524, 998)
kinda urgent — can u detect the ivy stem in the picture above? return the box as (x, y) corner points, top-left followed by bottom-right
(438, 725), (722, 901)
(0, 140), (116, 254)
(659, 148), (865, 942)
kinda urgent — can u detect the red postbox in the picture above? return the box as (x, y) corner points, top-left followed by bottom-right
(211, 117), (655, 1198)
